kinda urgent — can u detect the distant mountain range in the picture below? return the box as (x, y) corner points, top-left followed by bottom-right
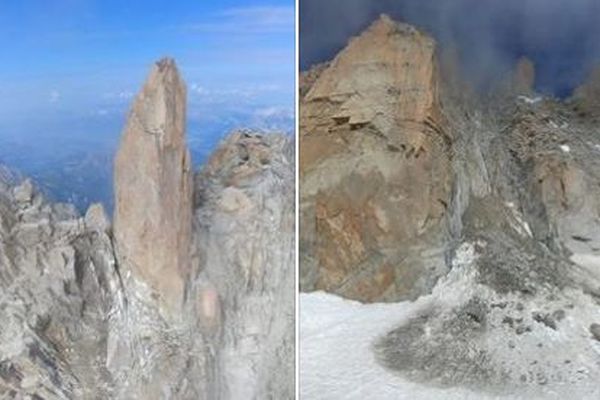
(0, 109), (293, 213)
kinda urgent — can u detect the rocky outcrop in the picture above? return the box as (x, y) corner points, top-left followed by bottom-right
(0, 178), (120, 399)
(299, 61), (329, 100)
(512, 56), (536, 94)
(301, 15), (600, 395)
(194, 131), (295, 399)
(0, 58), (294, 399)
(371, 83), (600, 395)
(572, 66), (600, 120)
(300, 14), (453, 301)
(114, 58), (193, 316)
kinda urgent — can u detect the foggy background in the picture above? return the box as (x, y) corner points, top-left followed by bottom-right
(300, 0), (600, 97)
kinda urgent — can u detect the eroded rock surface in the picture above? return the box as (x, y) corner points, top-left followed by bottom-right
(194, 131), (295, 399)
(0, 178), (120, 399)
(114, 58), (193, 316)
(301, 15), (600, 395)
(300, 15), (453, 302)
(370, 75), (600, 393)
(573, 66), (600, 121)
(0, 58), (294, 399)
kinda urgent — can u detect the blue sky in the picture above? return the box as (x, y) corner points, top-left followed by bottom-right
(301, 0), (600, 97)
(0, 0), (294, 210)
(0, 0), (294, 134)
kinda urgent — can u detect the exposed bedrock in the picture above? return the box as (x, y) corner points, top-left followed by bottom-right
(0, 58), (294, 399)
(113, 58), (193, 317)
(301, 14), (600, 393)
(300, 15), (453, 302)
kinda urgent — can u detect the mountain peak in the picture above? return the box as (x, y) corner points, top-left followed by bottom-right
(156, 56), (177, 71)
(513, 56), (536, 93)
(300, 16), (452, 301)
(113, 57), (193, 316)
(363, 13), (428, 41)
(370, 13), (395, 30)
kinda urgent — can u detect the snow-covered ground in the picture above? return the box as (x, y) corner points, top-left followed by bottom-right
(517, 95), (542, 105)
(300, 291), (600, 400)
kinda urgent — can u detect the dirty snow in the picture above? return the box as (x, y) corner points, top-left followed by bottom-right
(300, 290), (600, 399)
(300, 291), (495, 400)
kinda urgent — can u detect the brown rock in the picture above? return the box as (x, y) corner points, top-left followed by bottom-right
(513, 57), (536, 93)
(300, 15), (453, 302)
(299, 61), (329, 100)
(572, 66), (600, 118)
(338, 262), (396, 302)
(113, 58), (193, 315)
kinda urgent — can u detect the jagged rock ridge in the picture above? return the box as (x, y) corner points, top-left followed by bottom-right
(0, 58), (294, 399)
(301, 15), (600, 396)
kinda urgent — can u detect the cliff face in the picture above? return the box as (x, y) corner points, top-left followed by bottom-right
(0, 59), (294, 399)
(300, 15), (453, 301)
(573, 66), (600, 121)
(0, 178), (119, 399)
(301, 15), (600, 394)
(113, 58), (193, 316)
(194, 131), (295, 399)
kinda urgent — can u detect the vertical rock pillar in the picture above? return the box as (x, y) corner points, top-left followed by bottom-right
(113, 58), (193, 315)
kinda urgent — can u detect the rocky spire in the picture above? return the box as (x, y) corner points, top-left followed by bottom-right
(572, 65), (600, 118)
(303, 14), (443, 148)
(512, 56), (536, 93)
(300, 14), (453, 301)
(113, 58), (193, 315)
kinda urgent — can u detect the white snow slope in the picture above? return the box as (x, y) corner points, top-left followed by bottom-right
(300, 290), (600, 400)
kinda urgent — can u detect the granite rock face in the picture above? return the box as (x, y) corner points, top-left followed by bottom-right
(301, 14), (600, 395)
(114, 58), (193, 316)
(300, 15), (453, 301)
(374, 97), (600, 388)
(0, 178), (120, 399)
(194, 131), (295, 399)
(0, 58), (294, 399)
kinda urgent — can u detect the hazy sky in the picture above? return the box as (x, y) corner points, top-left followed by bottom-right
(0, 0), (294, 210)
(300, 0), (600, 97)
(0, 0), (295, 132)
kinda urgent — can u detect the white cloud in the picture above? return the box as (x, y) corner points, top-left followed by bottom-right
(103, 90), (134, 101)
(188, 83), (277, 104)
(254, 106), (294, 119)
(190, 83), (210, 96)
(187, 5), (294, 34)
(118, 91), (133, 99)
(249, 105), (295, 132)
(220, 6), (294, 28)
(49, 90), (60, 103)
